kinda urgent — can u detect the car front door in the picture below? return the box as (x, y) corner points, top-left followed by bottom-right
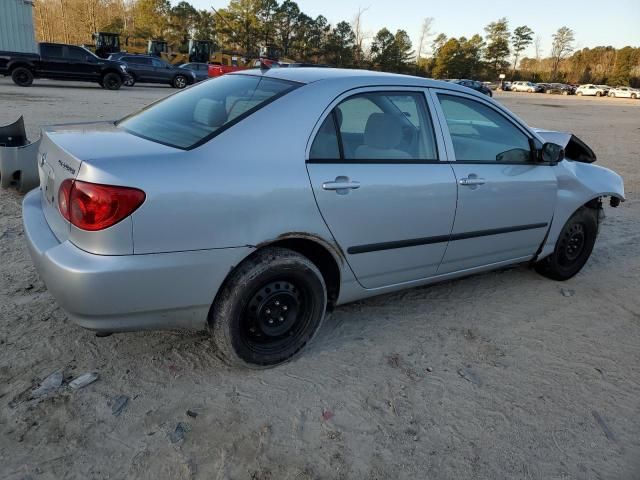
(64, 46), (95, 80)
(430, 89), (557, 273)
(306, 88), (458, 289)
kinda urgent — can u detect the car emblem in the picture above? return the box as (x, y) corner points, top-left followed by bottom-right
(40, 152), (47, 166)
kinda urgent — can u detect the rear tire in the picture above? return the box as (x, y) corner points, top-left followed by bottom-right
(11, 67), (34, 87)
(210, 247), (327, 368)
(577, 91), (582, 96)
(535, 208), (598, 281)
(631, 93), (637, 99)
(173, 75), (187, 89)
(596, 91), (602, 97)
(102, 72), (122, 90)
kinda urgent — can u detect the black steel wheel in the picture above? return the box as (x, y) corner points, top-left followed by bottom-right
(12, 67), (34, 87)
(535, 207), (598, 281)
(210, 247), (327, 368)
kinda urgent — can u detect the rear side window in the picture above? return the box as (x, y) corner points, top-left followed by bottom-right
(119, 74), (299, 149)
(339, 92), (437, 160)
(41, 44), (64, 58)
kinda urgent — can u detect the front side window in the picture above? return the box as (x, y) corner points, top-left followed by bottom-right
(438, 94), (531, 163)
(119, 74), (299, 149)
(325, 92), (437, 161)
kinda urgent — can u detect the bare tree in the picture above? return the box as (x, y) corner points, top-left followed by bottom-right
(550, 26), (575, 79)
(352, 6), (370, 66)
(416, 17), (434, 61)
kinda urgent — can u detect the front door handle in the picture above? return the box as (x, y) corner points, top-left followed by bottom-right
(459, 175), (486, 187)
(322, 176), (360, 194)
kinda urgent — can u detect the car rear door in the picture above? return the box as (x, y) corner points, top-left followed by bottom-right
(306, 88), (458, 289)
(38, 44), (66, 78)
(429, 88), (557, 273)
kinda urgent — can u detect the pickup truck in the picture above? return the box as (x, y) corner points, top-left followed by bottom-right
(0, 42), (129, 90)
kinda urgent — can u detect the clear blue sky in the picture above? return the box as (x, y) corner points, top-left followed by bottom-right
(181, 0), (639, 57)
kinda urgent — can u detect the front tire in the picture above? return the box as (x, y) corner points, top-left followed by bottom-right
(173, 75), (187, 89)
(11, 67), (34, 87)
(102, 72), (122, 90)
(535, 208), (598, 281)
(210, 247), (327, 368)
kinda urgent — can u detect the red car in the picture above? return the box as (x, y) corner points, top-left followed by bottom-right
(207, 58), (280, 78)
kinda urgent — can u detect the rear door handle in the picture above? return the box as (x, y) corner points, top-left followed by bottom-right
(322, 176), (360, 194)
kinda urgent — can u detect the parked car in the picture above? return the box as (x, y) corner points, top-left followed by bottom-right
(510, 81), (542, 93)
(543, 83), (573, 95)
(575, 84), (608, 96)
(112, 54), (196, 88)
(596, 85), (612, 95)
(21, 69), (624, 368)
(179, 62), (210, 82)
(608, 86), (639, 99)
(0, 42), (129, 89)
(501, 81), (512, 91)
(451, 79), (492, 97)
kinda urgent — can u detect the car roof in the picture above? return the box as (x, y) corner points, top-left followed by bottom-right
(230, 67), (478, 93)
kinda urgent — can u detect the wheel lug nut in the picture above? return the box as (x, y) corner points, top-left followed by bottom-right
(275, 301), (280, 306)
(282, 305), (288, 311)
(268, 319), (274, 324)
(279, 317), (284, 322)
(265, 309), (271, 314)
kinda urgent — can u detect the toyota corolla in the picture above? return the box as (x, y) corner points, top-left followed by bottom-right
(22, 68), (625, 368)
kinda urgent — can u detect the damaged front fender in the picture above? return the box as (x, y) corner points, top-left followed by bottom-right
(533, 128), (597, 164)
(0, 116), (41, 193)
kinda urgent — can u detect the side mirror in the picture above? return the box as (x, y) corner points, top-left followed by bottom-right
(540, 142), (565, 164)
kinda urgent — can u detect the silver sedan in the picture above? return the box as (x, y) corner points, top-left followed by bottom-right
(22, 68), (625, 368)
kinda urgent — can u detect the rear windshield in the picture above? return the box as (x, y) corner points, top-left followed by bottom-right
(118, 74), (299, 149)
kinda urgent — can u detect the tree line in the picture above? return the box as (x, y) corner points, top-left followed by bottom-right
(34, 0), (640, 86)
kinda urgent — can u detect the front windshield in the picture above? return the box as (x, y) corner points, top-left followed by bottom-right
(118, 74), (299, 149)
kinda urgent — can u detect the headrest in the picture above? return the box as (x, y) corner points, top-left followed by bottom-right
(364, 113), (402, 149)
(193, 99), (227, 128)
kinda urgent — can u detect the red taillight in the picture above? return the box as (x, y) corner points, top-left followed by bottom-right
(58, 179), (73, 222)
(58, 180), (145, 231)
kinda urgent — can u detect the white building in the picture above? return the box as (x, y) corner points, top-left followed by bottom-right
(0, 0), (37, 53)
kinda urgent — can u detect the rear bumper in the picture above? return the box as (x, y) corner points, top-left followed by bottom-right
(23, 189), (253, 332)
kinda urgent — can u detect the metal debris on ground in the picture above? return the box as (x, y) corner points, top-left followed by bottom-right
(457, 367), (482, 386)
(31, 371), (63, 398)
(111, 395), (129, 416)
(69, 372), (99, 390)
(561, 288), (575, 297)
(592, 410), (617, 442)
(168, 422), (191, 443)
(186, 410), (199, 418)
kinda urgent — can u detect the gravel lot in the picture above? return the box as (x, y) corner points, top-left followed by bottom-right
(1, 77), (639, 480)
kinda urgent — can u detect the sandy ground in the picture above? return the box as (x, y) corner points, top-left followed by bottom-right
(1, 78), (639, 480)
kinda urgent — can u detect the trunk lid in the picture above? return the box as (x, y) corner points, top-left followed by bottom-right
(37, 121), (179, 243)
(38, 129), (83, 243)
